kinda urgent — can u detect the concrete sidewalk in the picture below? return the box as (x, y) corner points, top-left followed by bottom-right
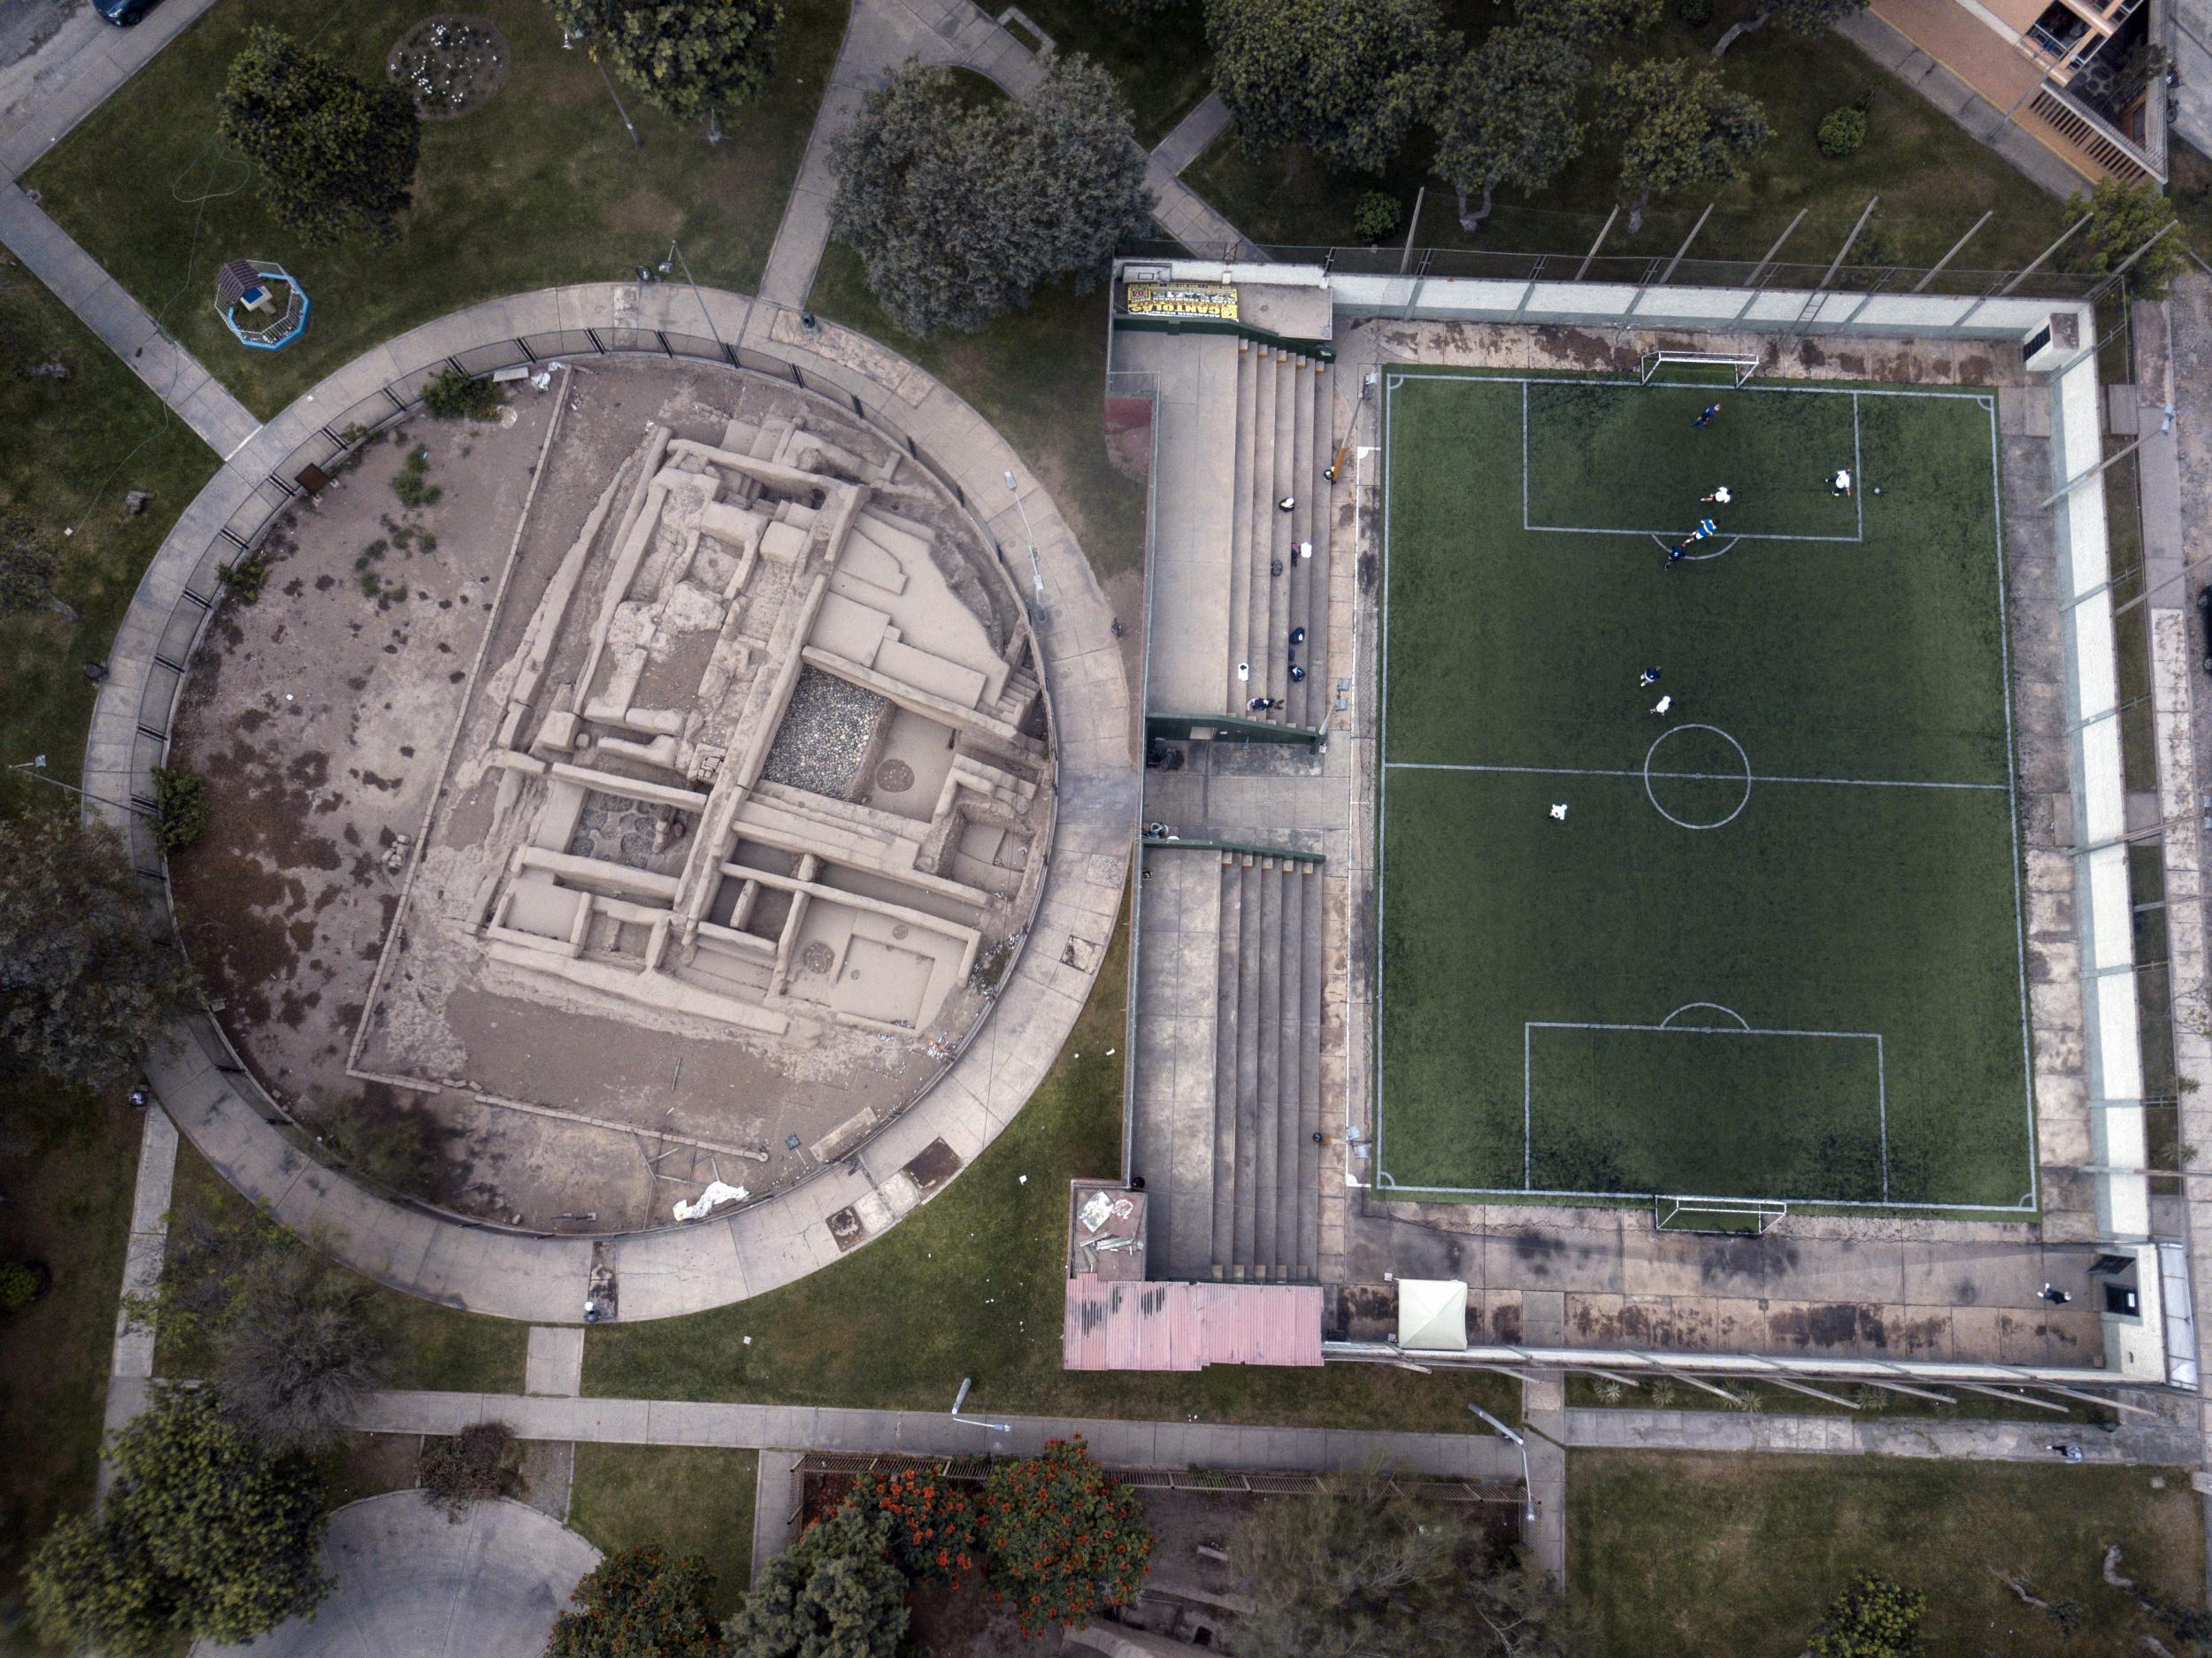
(347, 1389), (1526, 1480)
(1560, 1406), (2199, 1466)
(1149, 90), (1231, 178)
(0, 0), (223, 180)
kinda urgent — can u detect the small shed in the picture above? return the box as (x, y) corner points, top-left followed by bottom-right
(1396, 1278), (1470, 1353)
(215, 258), (310, 351)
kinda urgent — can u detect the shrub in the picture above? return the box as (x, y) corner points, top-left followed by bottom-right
(392, 450), (442, 509)
(213, 1255), (383, 1454)
(981, 1438), (1150, 1634)
(550, 1545), (723, 1658)
(419, 365), (502, 422)
(1352, 191), (1402, 243)
(150, 767), (208, 855)
(1676, 0), (1712, 21)
(1817, 104), (1867, 157)
(0, 1259), (42, 1310)
(217, 552), (270, 604)
(1809, 1573), (1925, 1657)
(727, 1505), (906, 1658)
(418, 1421), (516, 1516)
(848, 1466), (979, 1587)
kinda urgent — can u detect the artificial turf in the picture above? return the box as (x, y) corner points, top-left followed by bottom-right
(1375, 371), (2034, 1211)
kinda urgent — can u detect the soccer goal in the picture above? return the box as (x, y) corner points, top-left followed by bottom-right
(1654, 1195), (1788, 1235)
(1639, 350), (1762, 388)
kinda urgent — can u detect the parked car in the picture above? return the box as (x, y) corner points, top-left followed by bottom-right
(2199, 587), (2212, 673)
(95, 0), (161, 27)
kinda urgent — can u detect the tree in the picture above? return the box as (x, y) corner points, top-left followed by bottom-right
(1808, 1573), (1925, 1657)
(1712, 0), (1869, 58)
(548, 0), (781, 127)
(847, 1467), (978, 1586)
(27, 1387), (330, 1658)
(2066, 177), (2189, 300)
(1601, 58), (1769, 231)
(549, 1545), (725, 1658)
(219, 27), (421, 244)
(726, 1504), (907, 1658)
(1229, 1472), (1572, 1658)
(0, 517), (60, 617)
(827, 57), (1152, 337)
(212, 1253), (385, 1453)
(1434, 26), (1588, 232)
(1552, 0), (1663, 49)
(980, 1438), (1151, 1635)
(1205, 0), (1455, 175)
(0, 813), (199, 1093)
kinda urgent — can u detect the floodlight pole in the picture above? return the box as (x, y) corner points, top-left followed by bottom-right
(566, 31), (642, 150)
(2087, 219), (2183, 302)
(1911, 210), (1994, 293)
(1469, 1404), (1537, 1524)
(9, 756), (148, 815)
(951, 1377), (1010, 1432)
(1004, 471), (1046, 604)
(1573, 206), (1619, 282)
(659, 240), (729, 362)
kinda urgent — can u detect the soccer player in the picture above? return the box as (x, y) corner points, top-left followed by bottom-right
(1667, 543), (1687, 564)
(1639, 667), (1661, 687)
(1652, 695), (1672, 716)
(1831, 467), (1853, 495)
(1702, 485), (1732, 503)
(1694, 403), (1721, 428)
(1549, 802), (1569, 822)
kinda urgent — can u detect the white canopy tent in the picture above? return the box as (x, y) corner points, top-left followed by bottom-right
(1397, 1278), (1470, 1353)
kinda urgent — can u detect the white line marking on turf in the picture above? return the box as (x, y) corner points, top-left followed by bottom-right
(1851, 390), (1866, 541)
(1660, 1002), (1752, 1030)
(1645, 725), (1751, 829)
(1384, 760), (2009, 791)
(1647, 530), (1740, 561)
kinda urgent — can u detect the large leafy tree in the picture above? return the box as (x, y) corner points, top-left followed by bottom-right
(27, 1387), (330, 1658)
(1808, 1573), (1926, 1657)
(549, 1545), (724, 1658)
(1204, 0), (1455, 175)
(980, 1438), (1151, 1635)
(2066, 177), (2189, 300)
(1713, 0), (1870, 58)
(726, 1505), (907, 1658)
(1434, 26), (1588, 232)
(219, 27), (420, 244)
(1230, 1473), (1571, 1658)
(827, 56), (1152, 337)
(0, 813), (198, 1092)
(1601, 58), (1769, 231)
(549, 0), (782, 126)
(1552, 0), (1663, 49)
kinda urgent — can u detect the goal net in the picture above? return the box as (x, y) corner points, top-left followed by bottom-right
(1654, 1195), (1787, 1235)
(1639, 350), (1762, 388)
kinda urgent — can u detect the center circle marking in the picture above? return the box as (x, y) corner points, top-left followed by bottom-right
(1643, 724), (1753, 831)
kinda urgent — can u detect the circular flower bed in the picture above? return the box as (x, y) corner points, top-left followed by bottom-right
(387, 14), (509, 121)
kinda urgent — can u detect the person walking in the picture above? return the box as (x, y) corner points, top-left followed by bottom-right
(1639, 667), (1662, 687)
(1701, 485), (1732, 503)
(1830, 467), (1853, 496)
(1694, 403), (1721, 428)
(1652, 694), (1672, 716)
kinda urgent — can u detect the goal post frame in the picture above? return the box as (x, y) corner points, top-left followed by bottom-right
(1639, 350), (1763, 388)
(1654, 1195), (1788, 1235)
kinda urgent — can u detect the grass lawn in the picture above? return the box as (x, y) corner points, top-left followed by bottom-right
(1185, 0), (2075, 271)
(158, 1140), (528, 1393)
(585, 911), (1517, 1431)
(808, 240), (1148, 583)
(1010, 0), (1211, 147)
(1378, 372), (2032, 1209)
(0, 265), (215, 1658)
(1571, 1451), (2205, 1658)
(1563, 1374), (2114, 1425)
(23, 0), (845, 419)
(570, 1446), (759, 1613)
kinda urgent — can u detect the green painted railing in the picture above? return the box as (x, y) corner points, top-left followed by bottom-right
(1141, 836), (1325, 865)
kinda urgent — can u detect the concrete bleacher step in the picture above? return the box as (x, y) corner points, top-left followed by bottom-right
(1295, 865), (1325, 1278)
(1225, 343), (1255, 712)
(1231, 855), (1262, 1278)
(1245, 350), (1279, 714)
(1273, 859), (1305, 1279)
(1251, 857), (1282, 1277)
(1209, 856), (1244, 1279)
(1302, 360), (1334, 734)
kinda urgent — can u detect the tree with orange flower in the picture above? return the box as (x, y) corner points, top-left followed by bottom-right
(979, 1439), (1151, 1636)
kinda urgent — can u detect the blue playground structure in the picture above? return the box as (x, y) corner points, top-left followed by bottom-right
(215, 258), (309, 351)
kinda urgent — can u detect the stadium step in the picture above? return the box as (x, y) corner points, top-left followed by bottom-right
(1296, 360), (1333, 733)
(1245, 351), (1279, 716)
(1125, 849), (1220, 1280)
(1250, 856), (1281, 1275)
(1225, 343), (1255, 712)
(1209, 854), (1245, 1278)
(1271, 853), (1304, 1279)
(1294, 864), (1325, 1278)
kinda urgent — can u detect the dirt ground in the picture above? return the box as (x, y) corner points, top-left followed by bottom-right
(169, 358), (1045, 1231)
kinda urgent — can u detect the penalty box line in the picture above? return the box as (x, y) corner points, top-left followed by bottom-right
(1518, 379), (1866, 544)
(1523, 1019), (1891, 1204)
(1385, 759), (2008, 792)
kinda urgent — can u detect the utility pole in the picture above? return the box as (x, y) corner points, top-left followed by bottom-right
(1469, 1403), (1537, 1524)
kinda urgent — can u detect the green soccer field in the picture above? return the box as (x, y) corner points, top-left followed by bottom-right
(1375, 370), (2036, 1213)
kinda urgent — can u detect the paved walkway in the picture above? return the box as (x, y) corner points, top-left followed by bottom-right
(0, 0), (221, 179)
(1148, 89), (1231, 178)
(346, 1389), (1527, 1479)
(758, 0), (1259, 308)
(98, 1103), (180, 1484)
(191, 1492), (599, 1658)
(1559, 1406), (2199, 1466)
(99, 282), (1134, 1324)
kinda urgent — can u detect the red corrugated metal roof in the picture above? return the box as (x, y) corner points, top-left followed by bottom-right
(1062, 1274), (1325, 1370)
